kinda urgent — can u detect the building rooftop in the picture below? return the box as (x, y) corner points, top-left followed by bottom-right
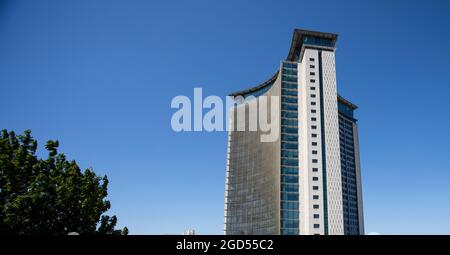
(229, 28), (339, 97)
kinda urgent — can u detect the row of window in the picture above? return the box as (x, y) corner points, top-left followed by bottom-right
(282, 81), (297, 90)
(281, 175), (298, 184)
(282, 97), (297, 104)
(280, 61), (299, 235)
(281, 110), (297, 119)
(282, 89), (297, 97)
(281, 150), (298, 158)
(281, 142), (297, 150)
(282, 68), (297, 76)
(281, 183), (298, 192)
(282, 127), (297, 134)
(281, 210), (299, 220)
(282, 75), (297, 83)
(281, 158), (298, 166)
(281, 219), (299, 229)
(282, 118), (298, 127)
(309, 58), (322, 229)
(281, 166), (298, 175)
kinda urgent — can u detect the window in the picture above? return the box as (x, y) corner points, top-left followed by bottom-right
(310, 79), (316, 83)
(314, 224), (320, 229)
(281, 192), (299, 201)
(313, 195), (319, 199)
(310, 87), (316, 90)
(281, 166), (298, 175)
(282, 111), (297, 119)
(313, 214), (320, 219)
(282, 118), (298, 127)
(282, 103), (297, 111)
(313, 177), (319, 181)
(311, 125), (317, 129)
(309, 58), (315, 61)
(283, 62), (297, 69)
(281, 134), (298, 142)
(282, 127), (298, 134)
(282, 142), (298, 150)
(282, 82), (297, 90)
(282, 159), (299, 166)
(282, 150), (298, 158)
(311, 117), (317, 121)
(311, 102), (316, 106)
(310, 65), (315, 68)
(313, 186), (319, 190)
(283, 75), (297, 82)
(311, 94), (316, 98)
(312, 168), (318, 172)
(312, 159), (318, 163)
(282, 97), (297, 104)
(313, 204), (319, 209)
(310, 72), (315, 75)
(311, 109), (317, 114)
(312, 134), (317, 138)
(282, 175), (298, 184)
(282, 89), (297, 97)
(312, 150), (318, 154)
(282, 183), (298, 192)
(312, 142), (317, 146)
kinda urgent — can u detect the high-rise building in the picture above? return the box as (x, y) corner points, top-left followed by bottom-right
(224, 29), (364, 235)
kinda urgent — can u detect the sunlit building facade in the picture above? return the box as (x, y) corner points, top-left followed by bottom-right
(224, 29), (364, 235)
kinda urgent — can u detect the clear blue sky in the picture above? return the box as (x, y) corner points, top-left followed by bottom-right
(1, 0), (450, 234)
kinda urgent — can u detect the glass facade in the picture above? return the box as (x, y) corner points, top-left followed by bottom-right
(280, 61), (300, 235)
(225, 29), (363, 236)
(225, 75), (280, 235)
(303, 36), (336, 48)
(338, 102), (361, 235)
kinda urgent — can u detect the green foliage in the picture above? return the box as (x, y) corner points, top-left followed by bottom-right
(0, 129), (128, 235)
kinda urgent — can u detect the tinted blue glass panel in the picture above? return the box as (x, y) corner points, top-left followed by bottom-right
(281, 134), (298, 142)
(282, 127), (297, 134)
(282, 119), (298, 127)
(281, 192), (299, 201)
(281, 166), (298, 175)
(282, 97), (297, 104)
(281, 219), (299, 229)
(281, 201), (299, 210)
(281, 111), (297, 118)
(282, 89), (297, 97)
(281, 150), (298, 158)
(283, 62), (298, 69)
(282, 82), (297, 90)
(281, 143), (298, 150)
(281, 228), (299, 235)
(282, 75), (297, 82)
(338, 101), (354, 118)
(282, 159), (298, 166)
(282, 183), (299, 192)
(282, 69), (297, 76)
(303, 36), (335, 48)
(281, 210), (299, 219)
(282, 175), (298, 184)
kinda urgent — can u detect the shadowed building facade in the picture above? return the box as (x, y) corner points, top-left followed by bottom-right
(224, 29), (364, 235)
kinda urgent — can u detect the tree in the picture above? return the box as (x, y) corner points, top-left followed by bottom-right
(0, 129), (128, 235)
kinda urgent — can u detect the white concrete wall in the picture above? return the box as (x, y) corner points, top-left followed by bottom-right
(321, 51), (344, 235)
(298, 49), (325, 235)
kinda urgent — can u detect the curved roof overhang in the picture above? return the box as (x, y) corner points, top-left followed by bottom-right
(229, 29), (338, 97)
(338, 94), (358, 110)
